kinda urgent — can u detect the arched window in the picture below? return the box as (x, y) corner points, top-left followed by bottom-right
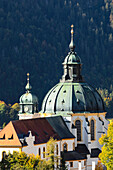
(73, 142), (75, 150)
(56, 144), (58, 155)
(2, 151), (6, 159)
(75, 120), (81, 141)
(38, 148), (41, 156)
(90, 119), (95, 140)
(63, 143), (67, 151)
(43, 147), (45, 158)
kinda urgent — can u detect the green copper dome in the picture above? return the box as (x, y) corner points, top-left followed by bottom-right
(41, 82), (104, 114)
(63, 51), (81, 65)
(20, 93), (38, 104)
(41, 25), (105, 115)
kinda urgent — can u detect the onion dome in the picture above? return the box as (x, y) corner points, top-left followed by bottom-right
(19, 73), (38, 114)
(20, 93), (38, 104)
(41, 25), (105, 115)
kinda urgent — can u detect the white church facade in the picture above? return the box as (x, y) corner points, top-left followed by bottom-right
(0, 25), (109, 169)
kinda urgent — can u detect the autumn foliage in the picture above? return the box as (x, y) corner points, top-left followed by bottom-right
(99, 122), (113, 170)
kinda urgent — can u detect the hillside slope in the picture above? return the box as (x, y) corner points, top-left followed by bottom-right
(0, 0), (113, 109)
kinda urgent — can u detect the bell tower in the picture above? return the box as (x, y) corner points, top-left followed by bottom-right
(18, 73), (40, 120)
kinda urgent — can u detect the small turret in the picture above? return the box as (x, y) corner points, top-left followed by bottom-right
(18, 73), (39, 120)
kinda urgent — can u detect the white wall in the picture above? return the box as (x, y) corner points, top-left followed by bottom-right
(72, 113), (108, 151)
(66, 160), (86, 170)
(61, 139), (75, 151)
(0, 147), (20, 161)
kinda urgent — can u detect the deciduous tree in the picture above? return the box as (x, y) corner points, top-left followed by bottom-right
(99, 122), (113, 169)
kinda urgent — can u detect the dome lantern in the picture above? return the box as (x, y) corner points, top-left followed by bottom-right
(61, 25), (83, 83)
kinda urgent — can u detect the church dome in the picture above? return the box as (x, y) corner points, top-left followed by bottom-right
(20, 93), (38, 104)
(63, 51), (81, 65)
(41, 25), (105, 115)
(41, 82), (104, 114)
(19, 73), (38, 105)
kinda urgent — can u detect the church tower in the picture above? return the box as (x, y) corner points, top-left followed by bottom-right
(41, 25), (109, 167)
(18, 73), (39, 120)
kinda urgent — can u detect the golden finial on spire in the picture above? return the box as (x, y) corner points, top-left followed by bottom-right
(71, 24), (74, 34)
(69, 24), (75, 51)
(25, 73), (32, 92)
(27, 73), (29, 81)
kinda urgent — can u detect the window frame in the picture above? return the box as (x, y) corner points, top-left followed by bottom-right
(74, 118), (82, 141)
(90, 117), (96, 141)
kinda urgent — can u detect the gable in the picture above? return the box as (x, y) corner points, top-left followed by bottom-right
(0, 122), (22, 147)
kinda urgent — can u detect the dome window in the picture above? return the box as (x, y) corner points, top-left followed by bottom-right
(53, 90), (56, 93)
(63, 90), (66, 93)
(62, 99), (65, 104)
(76, 90), (80, 93)
(49, 100), (51, 104)
(77, 98), (80, 104)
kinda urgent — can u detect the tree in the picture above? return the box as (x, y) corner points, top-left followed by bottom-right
(99, 122), (113, 169)
(0, 151), (40, 170)
(0, 101), (19, 126)
(0, 138), (63, 170)
(95, 161), (103, 170)
(45, 137), (60, 169)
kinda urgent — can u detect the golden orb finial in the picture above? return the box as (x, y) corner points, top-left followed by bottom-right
(27, 73), (29, 81)
(25, 73), (32, 92)
(69, 24), (75, 51)
(71, 24), (74, 34)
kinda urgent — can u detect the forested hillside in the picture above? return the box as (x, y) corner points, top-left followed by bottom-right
(0, 0), (113, 110)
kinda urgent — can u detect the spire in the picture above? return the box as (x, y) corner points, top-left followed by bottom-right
(69, 25), (75, 51)
(25, 73), (32, 92)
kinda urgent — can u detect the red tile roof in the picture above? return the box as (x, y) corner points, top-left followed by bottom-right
(0, 116), (74, 147)
(12, 117), (60, 144)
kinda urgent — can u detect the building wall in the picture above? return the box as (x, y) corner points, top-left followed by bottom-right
(71, 113), (109, 151)
(66, 160), (86, 170)
(61, 139), (75, 151)
(0, 147), (20, 161)
(22, 139), (75, 156)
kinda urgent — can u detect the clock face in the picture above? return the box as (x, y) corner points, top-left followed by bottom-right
(24, 106), (29, 112)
